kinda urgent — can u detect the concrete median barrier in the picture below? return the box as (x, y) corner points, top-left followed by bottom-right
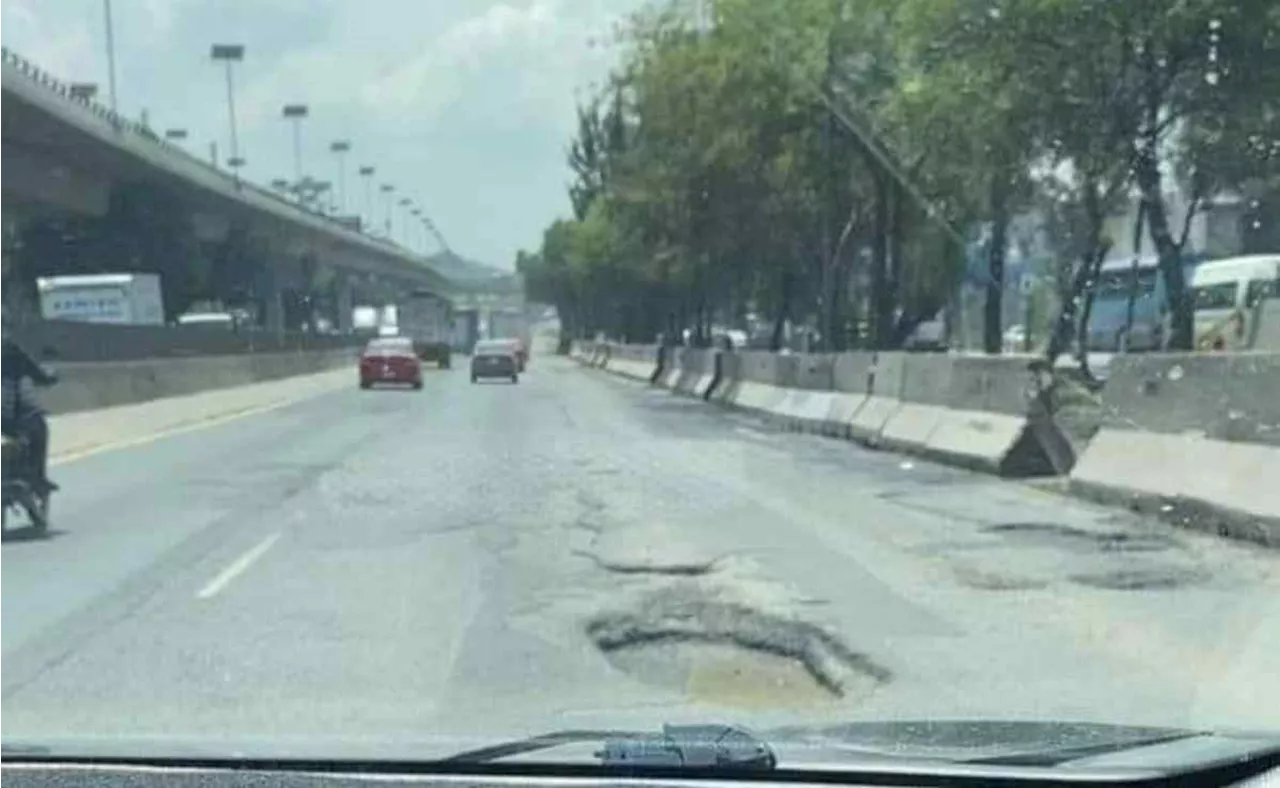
(776, 354), (835, 433)
(671, 349), (718, 398)
(41, 348), (357, 415)
(849, 353), (904, 444)
(710, 351), (742, 404)
(655, 346), (683, 389)
(1069, 352), (1280, 544)
(722, 351), (789, 414)
(920, 356), (1064, 476)
(604, 344), (659, 381)
(589, 343), (610, 368)
(826, 353), (873, 437)
(1248, 298), (1280, 351)
(878, 354), (956, 454)
(575, 342), (1069, 478)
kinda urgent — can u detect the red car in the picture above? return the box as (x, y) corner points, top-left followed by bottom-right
(359, 337), (423, 390)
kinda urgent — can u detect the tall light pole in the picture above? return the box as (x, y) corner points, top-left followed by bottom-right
(398, 198), (412, 246)
(410, 208), (422, 252)
(358, 166), (375, 231)
(315, 181), (332, 214)
(329, 140), (352, 214)
(282, 104), (309, 192)
(103, 0), (119, 114)
(211, 44), (245, 172)
(380, 184), (395, 235)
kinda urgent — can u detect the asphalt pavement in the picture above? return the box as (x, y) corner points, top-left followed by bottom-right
(3, 356), (1278, 756)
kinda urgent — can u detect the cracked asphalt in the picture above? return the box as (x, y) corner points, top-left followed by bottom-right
(3, 354), (1278, 756)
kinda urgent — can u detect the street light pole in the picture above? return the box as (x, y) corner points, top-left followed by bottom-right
(330, 140), (352, 214)
(103, 0), (119, 114)
(358, 166), (375, 230)
(398, 198), (412, 246)
(282, 104), (309, 192)
(211, 44), (245, 173)
(381, 184), (395, 236)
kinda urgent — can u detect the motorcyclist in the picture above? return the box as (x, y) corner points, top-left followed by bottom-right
(2, 335), (58, 494)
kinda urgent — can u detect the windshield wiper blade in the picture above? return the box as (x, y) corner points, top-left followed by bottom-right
(964, 731), (1211, 766)
(442, 729), (630, 764)
(444, 724), (777, 771)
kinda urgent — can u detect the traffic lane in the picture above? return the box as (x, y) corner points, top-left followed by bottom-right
(1, 359), (621, 743)
(583, 373), (1280, 729)
(4, 357), (1278, 748)
(1, 366), (449, 662)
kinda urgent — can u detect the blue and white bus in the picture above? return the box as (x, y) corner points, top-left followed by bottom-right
(1085, 254), (1205, 352)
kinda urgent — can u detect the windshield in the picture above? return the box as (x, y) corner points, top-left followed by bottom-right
(2, 0), (1278, 774)
(365, 338), (413, 353)
(1094, 269), (1158, 300)
(1191, 282), (1239, 311)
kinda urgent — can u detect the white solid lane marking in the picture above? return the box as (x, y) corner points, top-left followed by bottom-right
(196, 533), (282, 600)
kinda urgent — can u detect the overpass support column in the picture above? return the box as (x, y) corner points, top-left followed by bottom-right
(336, 275), (354, 333)
(258, 263), (285, 333)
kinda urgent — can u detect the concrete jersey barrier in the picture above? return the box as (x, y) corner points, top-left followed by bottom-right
(773, 354), (835, 432)
(722, 351), (789, 415)
(1070, 352), (1280, 543)
(604, 344), (659, 381)
(921, 356), (1066, 475)
(655, 345), (683, 389)
(40, 348), (357, 415)
(877, 354), (955, 454)
(672, 349), (717, 398)
(849, 353), (905, 444)
(826, 353), (874, 437)
(578, 343), (1074, 478)
(710, 351), (743, 404)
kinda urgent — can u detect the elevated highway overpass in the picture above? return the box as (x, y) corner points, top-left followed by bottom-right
(2, 47), (452, 331)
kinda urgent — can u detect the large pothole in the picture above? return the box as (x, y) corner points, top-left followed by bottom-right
(586, 590), (889, 709)
(984, 522), (1176, 553)
(574, 549), (721, 577)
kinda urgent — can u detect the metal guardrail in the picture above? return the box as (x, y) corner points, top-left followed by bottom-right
(1, 46), (441, 280)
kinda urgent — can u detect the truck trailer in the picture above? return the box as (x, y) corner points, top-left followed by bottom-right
(37, 273), (165, 326)
(400, 290), (454, 368)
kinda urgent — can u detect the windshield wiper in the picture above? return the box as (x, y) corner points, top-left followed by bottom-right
(964, 730), (1211, 766)
(444, 724), (777, 771)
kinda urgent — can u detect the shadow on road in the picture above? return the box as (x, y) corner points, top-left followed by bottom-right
(2, 526), (67, 545)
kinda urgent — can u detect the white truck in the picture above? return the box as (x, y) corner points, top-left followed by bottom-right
(37, 273), (165, 325)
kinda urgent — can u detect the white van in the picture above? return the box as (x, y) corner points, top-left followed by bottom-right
(1189, 255), (1280, 350)
(177, 311), (238, 330)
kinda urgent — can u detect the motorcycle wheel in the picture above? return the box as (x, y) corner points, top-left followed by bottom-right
(23, 488), (49, 535)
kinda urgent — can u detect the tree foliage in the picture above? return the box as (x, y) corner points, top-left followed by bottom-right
(520, 0), (1278, 354)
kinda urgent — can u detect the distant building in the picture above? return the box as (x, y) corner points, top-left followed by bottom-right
(1101, 191), (1246, 263)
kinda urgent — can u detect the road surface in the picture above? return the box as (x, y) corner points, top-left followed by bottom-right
(4, 357), (1278, 756)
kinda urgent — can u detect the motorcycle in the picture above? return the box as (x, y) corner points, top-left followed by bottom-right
(2, 371), (57, 536)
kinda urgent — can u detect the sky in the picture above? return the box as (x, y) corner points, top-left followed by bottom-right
(1, 0), (645, 269)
